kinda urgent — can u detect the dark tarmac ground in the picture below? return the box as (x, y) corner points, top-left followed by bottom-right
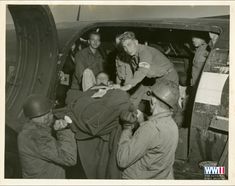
(174, 159), (204, 179)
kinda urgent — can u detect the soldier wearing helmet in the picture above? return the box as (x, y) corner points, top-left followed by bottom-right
(116, 31), (179, 107)
(18, 94), (77, 178)
(117, 80), (179, 179)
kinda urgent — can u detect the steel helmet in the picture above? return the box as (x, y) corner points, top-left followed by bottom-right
(151, 80), (179, 108)
(23, 94), (52, 118)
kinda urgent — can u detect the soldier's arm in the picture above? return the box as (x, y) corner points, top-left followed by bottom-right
(117, 124), (156, 168)
(116, 75), (122, 85)
(71, 52), (85, 89)
(115, 57), (124, 84)
(197, 46), (209, 63)
(124, 66), (149, 87)
(191, 46), (209, 86)
(124, 49), (152, 88)
(34, 129), (77, 166)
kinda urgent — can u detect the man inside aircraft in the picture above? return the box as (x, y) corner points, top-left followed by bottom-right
(190, 31), (210, 87)
(71, 31), (105, 90)
(18, 94), (77, 178)
(117, 31), (179, 108)
(117, 80), (179, 179)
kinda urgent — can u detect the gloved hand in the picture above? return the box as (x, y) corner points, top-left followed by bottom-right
(128, 103), (138, 113)
(53, 115), (72, 131)
(120, 104), (138, 129)
(120, 84), (132, 91)
(54, 119), (69, 131)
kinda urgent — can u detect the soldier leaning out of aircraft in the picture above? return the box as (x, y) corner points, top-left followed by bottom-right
(71, 31), (106, 91)
(18, 94), (77, 178)
(190, 31), (210, 87)
(117, 80), (179, 179)
(116, 31), (179, 108)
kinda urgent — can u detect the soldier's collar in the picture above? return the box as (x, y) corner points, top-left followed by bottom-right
(148, 111), (173, 120)
(88, 46), (98, 55)
(31, 121), (52, 131)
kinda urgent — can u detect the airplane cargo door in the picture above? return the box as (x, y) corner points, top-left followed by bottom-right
(6, 5), (59, 132)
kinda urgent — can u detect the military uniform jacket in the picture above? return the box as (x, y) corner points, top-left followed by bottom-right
(17, 121), (77, 178)
(115, 50), (133, 84)
(117, 111), (179, 179)
(125, 44), (176, 87)
(71, 47), (105, 89)
(116, 56), (133, 84)
(191, 44), (209, 86)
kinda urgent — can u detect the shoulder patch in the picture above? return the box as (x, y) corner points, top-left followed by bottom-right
(139, 62), (150, 69)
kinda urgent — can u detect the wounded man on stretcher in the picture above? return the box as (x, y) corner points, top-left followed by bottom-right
(55, 74), (132, 179)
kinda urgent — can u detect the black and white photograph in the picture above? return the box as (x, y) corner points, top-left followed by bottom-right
(2, 2), (234, 185)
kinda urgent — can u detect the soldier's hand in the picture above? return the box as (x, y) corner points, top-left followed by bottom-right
(137, 109), (145, 123)
(109, 84), (121, 89)
(54, 119), (68, 131)
(120, 110), (138, 130)
(120, 84), (132, 91)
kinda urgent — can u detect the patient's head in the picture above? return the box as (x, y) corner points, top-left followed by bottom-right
(96, 72), (109, 86)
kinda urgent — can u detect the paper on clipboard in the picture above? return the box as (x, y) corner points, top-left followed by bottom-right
(195, 72), (228, 106)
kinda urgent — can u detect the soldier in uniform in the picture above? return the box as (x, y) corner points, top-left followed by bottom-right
(71, 31), (105, 90)
(18, 94), (77, 178)
(117, 31), (179, 107)
(183, 32), (210, 127)
(117, 80), (179, 179)
(190, 32), (210, 87)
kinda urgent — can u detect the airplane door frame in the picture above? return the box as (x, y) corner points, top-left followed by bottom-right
(6, 5), (59, 132)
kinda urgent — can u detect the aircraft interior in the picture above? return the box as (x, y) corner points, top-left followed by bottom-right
(55, 26), (213, 128)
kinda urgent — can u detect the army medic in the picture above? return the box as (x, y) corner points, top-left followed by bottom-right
(18, 94), (77, 178)
(118, 32), (179, 102)
(117, 80), (179, 179)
